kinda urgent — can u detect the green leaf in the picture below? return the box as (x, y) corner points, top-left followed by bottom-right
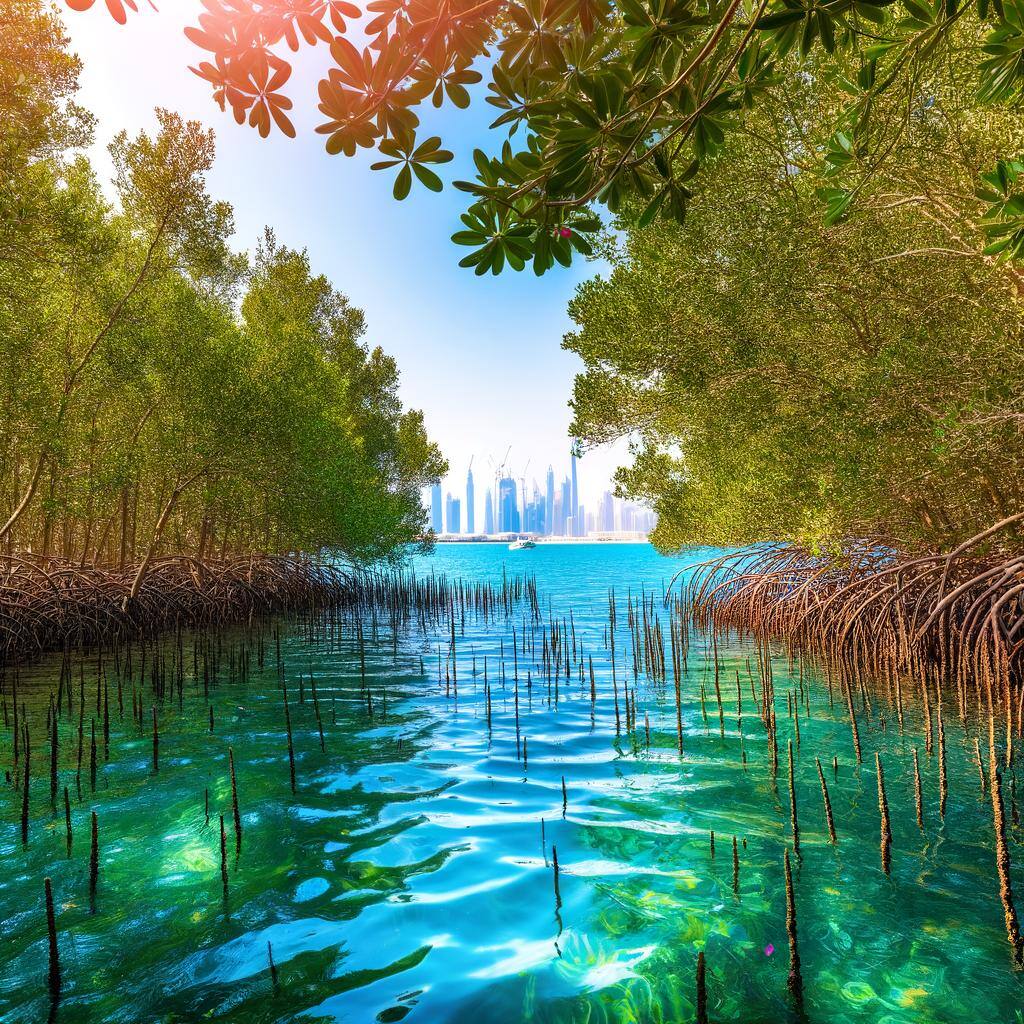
(393, 163), (412, 200)
(755, 9), (805, 29)
(637, 187), (668, 228)
(446, 82), (471, 109)
(855, 3), (888, 23)
(413, 163), (444, 191)
(452, 230), (487, 245)
(818, 186), (853, 225)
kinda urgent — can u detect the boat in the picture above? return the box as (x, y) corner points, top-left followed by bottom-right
(508, 538), (536, 550)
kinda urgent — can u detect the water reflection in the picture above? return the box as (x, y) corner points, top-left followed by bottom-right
(1, 543), (1022, 1024)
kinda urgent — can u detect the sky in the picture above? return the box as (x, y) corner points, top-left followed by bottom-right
(60, 3), (633, 518)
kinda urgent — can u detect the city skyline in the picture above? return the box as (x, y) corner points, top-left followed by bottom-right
(427, 450), (656, 538)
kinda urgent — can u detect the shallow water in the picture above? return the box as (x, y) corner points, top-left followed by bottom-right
(2, 542), (1023, 1023)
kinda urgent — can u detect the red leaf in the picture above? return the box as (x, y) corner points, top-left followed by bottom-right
(184, 26), (224, 51)
(267, 59), (292, 92)
(249, 100), (271, 138)
(105, 0), (129, 23)
(269, 102), (296, 137)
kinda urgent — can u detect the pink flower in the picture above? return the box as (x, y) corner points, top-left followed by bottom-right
(764, 944), (775, 956)
(559, 227), (571, 238)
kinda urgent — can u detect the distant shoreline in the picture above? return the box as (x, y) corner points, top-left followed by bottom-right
(429, 537), (652, 545)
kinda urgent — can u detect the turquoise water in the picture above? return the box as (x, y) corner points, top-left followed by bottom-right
(2, 542), (1023, 1023)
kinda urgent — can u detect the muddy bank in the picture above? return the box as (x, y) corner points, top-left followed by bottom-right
(0, 555), (355, 664)
(682, 516), (1024, 696)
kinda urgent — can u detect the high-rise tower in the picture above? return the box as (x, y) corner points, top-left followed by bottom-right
(466, 464), (475, 534)
(484, 488), (495, 535)
(559, 478), (571, 536)
(570, 449), (579, 536)
(498, 477), (520, 533)
(430, 482), (442, 533)
(445, 493), (461, 534)
(545, 466), (554, 536)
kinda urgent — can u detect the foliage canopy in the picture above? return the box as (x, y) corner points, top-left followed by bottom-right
(62, 0), (1024, 274)
(1, 2), (445, 579)
(564, 45), (1024, 552)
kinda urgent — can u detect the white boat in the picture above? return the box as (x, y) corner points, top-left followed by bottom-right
(508, 538), (536, 550)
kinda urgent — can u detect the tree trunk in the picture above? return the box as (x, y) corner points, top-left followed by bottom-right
(197, 515), (211, 561)
(124, 470), (206, 607)
(119, 487), (130, 569)
(0, 450), (47, 544)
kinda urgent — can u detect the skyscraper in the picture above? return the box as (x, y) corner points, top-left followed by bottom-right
(599, 490), (615, 532)
(559, 478), (571, 536)
(545, 466), (554, 536)
(484, 488), (495, 535)
(430, 482), (442, 533)
(570, 450), (580, 536)
(498, 476), (520, 533)
(523, 483), (544, 534)
(466, 465), (475, 534)
(445, 493), (461, 534)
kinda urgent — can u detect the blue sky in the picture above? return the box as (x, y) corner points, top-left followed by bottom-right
(61, 4), (631, 515)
